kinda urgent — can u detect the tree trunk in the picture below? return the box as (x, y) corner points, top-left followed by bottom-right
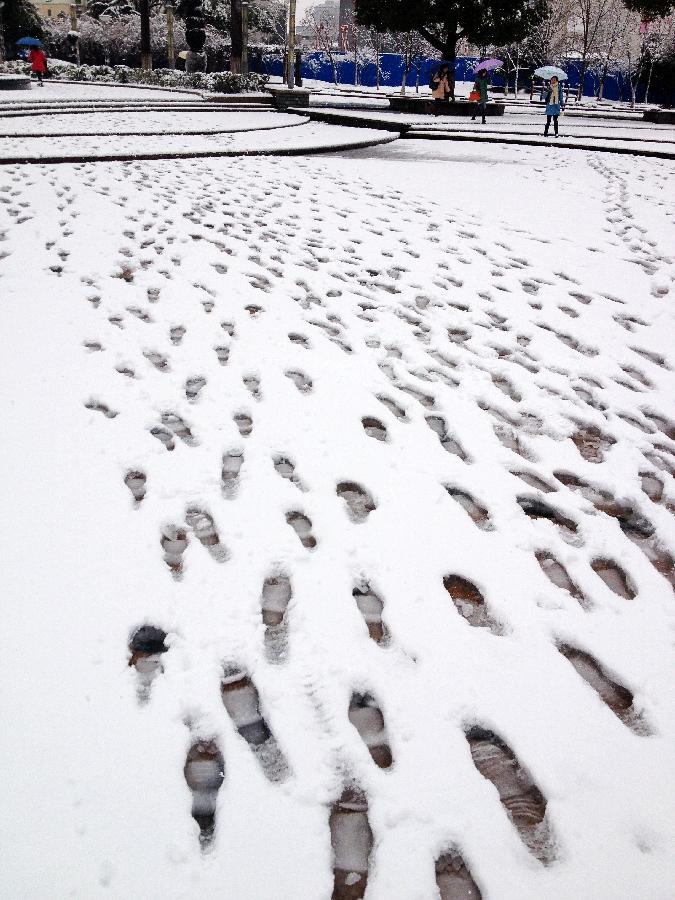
(597, 60), (609, 100)
(140, 0), (151, 70)
(576, 54), (587, 101)
(230, 0), (243, 73)
(645, 60), (654, 104)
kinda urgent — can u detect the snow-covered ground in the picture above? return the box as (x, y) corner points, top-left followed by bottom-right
(1, 120), (674, 900)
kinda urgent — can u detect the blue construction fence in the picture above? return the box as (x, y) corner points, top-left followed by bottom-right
(252, 50), (658, 103)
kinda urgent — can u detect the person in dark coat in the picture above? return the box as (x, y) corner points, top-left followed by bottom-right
(28, 47), (48, 86)
(544, 75), (564, 137)
(471, 69), (489, 124)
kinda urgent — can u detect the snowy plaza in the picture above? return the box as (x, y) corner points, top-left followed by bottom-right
(1, 77), (675, 900)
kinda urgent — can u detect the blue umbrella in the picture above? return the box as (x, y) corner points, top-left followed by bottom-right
(16, 37), (44, 47)
(534, 65), (567, 81)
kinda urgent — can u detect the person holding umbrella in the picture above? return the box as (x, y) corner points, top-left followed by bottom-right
(471, 69), (490, 123)
(534, 66), (568, 138)
(17, 38), (48, 86)
(543, 75), (565, 137)
(469, 59), (501, 124)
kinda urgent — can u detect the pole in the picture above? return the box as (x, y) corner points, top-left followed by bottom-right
(286, 0), (296, 89)
(70, 4), (80, 65)
(166, 3), (175, 69)
(241, 1), (249, 77)
(140, 0), (152, 70)
(0, 2), (5, 64)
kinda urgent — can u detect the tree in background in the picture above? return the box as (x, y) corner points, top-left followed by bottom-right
(355, 0), (548, 72)
(88, 0), (136, 19)
(2, 0), (44, 57)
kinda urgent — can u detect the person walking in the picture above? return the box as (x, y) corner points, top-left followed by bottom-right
(28, 46), (48, 86)
(430, 64), (451, 114)
(471, 69), (489, 124)
(544, 75), (564, 137)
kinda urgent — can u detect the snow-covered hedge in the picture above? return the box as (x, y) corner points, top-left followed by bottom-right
(0, 61), (267, 93)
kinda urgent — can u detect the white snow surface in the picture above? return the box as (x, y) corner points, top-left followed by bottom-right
(1, 139), (675, 900)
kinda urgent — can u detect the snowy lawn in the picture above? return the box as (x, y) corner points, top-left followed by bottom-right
(1, 140), (674, 900)
(0, 110), (305, 137)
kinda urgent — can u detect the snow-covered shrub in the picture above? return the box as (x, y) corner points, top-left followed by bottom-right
(0, 60), (268, 93)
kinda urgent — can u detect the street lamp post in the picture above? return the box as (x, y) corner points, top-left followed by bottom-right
(69, 4), (80, 65)
(286, 0), (296, 89)
(165, 1), (175, 69)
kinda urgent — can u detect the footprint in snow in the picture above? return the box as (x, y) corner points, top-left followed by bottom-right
(221, 450), (244, 497)
(285, 369), (313, 393)
(185, 506), (227, 562)
(352, 582), (389, 645)
(261, 574), (292, 663)
(445, 487), (492, 531)
(336, 482), (376, 524)
(466, 726), (554, 864)
(329, 785), (373, 900)
(591, 558), (636, 599)
(444, 575), (501, 634)
(234, 412), (253, 437)
(124, 469), (146, 503)
(361, 416), (388, 442)
(273, 455), (304, 490)
(220, 667), (290, 782)
(84, 399), (118, 419)
(348, 691), (393, 769)
(184, 739), (225, 847)
(535, 552), (588, 607)
(160, 524), (188, 577)
(128, 624), (167, 702)
(557, 644), (650, 735)
(286, 512), (316, 549)
(426, 416), (469, 461)
(435, 849), (483, 900)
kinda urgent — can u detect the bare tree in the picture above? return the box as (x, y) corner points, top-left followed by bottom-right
(569, 0), (616, 100)
(302, 3), (339, 83)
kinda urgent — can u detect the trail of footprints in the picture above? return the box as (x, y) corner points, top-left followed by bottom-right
(47, 157), (673, 894)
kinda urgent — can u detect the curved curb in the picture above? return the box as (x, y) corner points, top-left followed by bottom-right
(0, 130), (398, 165)
(404, 131), (675, 159)
(289, 107), (409, 134)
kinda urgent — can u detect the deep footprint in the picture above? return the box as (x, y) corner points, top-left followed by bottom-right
(286, 511), (317, 548)
(329, 785), (373, 900)
(466, 726), (553, 863)
(261, 574), (292, 662)
(352, 582), (389, 645)
(444, 575), (500, 633)
(220, 667), (289, 782)
(185, 507), (227, 562)
(446, 488), (492, 530)
(558, 644), (649, 734)
(184, 740), (225, 847)
(160, 524), (188, 576)
(124, 469), (146, 503)
(336, 482), (376, 523)
(591, 558), (636, 599)
(435, 848), (482, 900)
(536, 552), (587, 606)
(128, 624), (167, 701)
(348, 692), (393, 768)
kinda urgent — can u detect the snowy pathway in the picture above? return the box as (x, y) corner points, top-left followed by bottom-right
(1, 142), (674, 900)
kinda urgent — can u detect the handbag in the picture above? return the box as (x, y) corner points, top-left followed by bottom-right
(469, 90), (480, 102)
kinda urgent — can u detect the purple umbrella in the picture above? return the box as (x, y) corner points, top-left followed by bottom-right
(475, 58), (503, 72)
